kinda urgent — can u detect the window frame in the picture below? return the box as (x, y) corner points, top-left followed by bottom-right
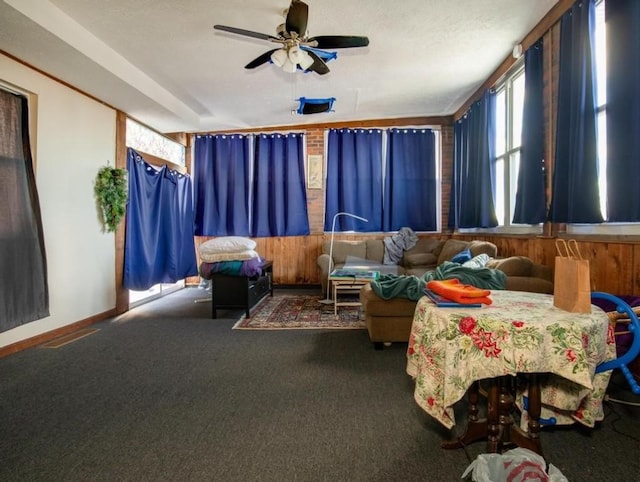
(459, 62), (543, 236)
(322, 126), (442, 234)
(567, 0), (640, 235)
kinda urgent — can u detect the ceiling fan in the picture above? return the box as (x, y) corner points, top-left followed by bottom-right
(213, 0), (369, 75)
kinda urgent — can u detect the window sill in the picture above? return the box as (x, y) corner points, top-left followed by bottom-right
(567, 223), (640, 236)
(458, 225), (543, 236)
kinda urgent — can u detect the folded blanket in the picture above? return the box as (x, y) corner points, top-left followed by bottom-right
(370, 261), (506, 301)
(199, 257), (265, 279)
(427, 279), (492, 305)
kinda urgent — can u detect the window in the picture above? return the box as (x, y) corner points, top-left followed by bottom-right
(324, 127), (441, 233)
(493, 65), (525, 227)
(126, 118), (185, 166)
(594, 0), (607, 218)
(125, 118), (187, 306)
(192, 133), (310, 237)
(568, 0), (640, 234)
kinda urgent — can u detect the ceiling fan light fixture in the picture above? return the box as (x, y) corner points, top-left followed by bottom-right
(288, 45), (305, 64)
(270, 48), (288, 67)
(282, 58), (298, 73)
(215, 0), (368, 75)
(298, 50), (314, 70)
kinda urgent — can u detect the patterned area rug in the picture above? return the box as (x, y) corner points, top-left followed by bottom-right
(232, 295), (365, 330)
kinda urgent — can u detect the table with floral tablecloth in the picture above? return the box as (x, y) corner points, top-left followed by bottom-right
(406, 290), (616, 431)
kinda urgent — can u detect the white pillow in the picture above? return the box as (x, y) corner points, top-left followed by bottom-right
(199, 236), (256, 256)
(462, 253), (491, 269)
(200, 249), (259, 263)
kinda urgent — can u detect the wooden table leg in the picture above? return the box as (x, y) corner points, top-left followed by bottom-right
(509, 373), (543, 456)
(441, 375), (544, 456)
(441, 381), (488, 449)
(486, 377), (502, 453)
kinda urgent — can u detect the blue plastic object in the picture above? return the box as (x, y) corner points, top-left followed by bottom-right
(591, 291), (640, 395)
(299, 46), (338, 63)
(522, 396), (557, 426)
(296, 97), (336, 115)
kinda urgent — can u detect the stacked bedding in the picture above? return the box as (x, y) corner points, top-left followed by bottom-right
(198, 236), (265, 279)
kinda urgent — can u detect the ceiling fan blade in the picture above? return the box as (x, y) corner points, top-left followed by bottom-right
(309, 36), (370, 49)
(285, 0), (308, 35)
(213, 25), (279, 42)
(305, 50), (330, 75)
(245, 49), (279, 69)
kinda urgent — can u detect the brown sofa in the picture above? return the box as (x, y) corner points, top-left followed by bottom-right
(317, 238), (497, 297)
(359, 247), (554, 349)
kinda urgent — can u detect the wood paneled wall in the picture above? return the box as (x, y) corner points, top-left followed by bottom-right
(194, 234), (640, 297)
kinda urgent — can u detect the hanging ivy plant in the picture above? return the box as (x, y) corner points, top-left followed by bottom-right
(94, 165), (128, 233)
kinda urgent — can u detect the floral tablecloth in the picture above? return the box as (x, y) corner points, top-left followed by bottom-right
(406, 290), (616, 430)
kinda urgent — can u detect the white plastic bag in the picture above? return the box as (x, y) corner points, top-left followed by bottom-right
(461, 448), (568, 482)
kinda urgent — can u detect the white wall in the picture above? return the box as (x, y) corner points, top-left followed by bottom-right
(1, 54), (117, 348)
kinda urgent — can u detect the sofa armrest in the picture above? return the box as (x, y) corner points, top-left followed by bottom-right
(530, 263), (553, 283)
(505, 276), (554, 294)
(317, 253), (333, 272)
(317, 253), (336, 297)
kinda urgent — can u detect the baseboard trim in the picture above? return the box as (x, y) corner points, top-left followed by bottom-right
(0, 308), (118, 359)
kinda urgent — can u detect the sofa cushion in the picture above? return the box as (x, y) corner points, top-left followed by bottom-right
(404, 252), (438, 268)
(323, 240), (367, 265)
(404, 238), (444, 257)
(486, 256), (533, 277)
(467, 240), (498, 259)
(366, 239), (385, 264)
(437, 239), (471, 265)
(437, 239), (498, 266)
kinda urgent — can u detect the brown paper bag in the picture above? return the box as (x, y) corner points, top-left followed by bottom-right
(553, 239), (592, 313)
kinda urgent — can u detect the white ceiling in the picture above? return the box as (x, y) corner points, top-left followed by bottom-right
(0, 0), (558, 134)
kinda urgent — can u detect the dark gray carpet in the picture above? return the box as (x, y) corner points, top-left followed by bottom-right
(1, 287), (639, 481)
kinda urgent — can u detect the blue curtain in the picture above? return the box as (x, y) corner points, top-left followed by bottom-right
(193, 134), (251, 236)
(513, 40), (547, 224)
(383, 128), (437, 231)
(451, 91), (498, 228)
(448, 117), (469, 230)
(605, 0), (640, 221)
(548, 0), (603, 223)
(124, 149), (197, 291)
(251, 133), (310, 236)
(325, 129), (383, 231)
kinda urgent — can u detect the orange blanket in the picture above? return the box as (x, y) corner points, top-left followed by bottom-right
(426, 279), (492, 305)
